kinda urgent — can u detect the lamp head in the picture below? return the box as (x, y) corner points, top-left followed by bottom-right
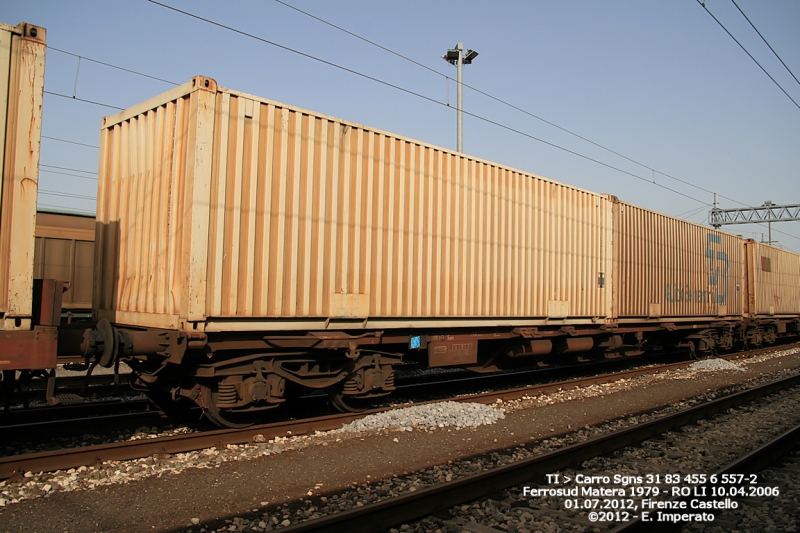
(463, 49), (479, 64)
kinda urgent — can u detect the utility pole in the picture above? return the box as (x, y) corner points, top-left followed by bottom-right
(442, 43), (478, 153)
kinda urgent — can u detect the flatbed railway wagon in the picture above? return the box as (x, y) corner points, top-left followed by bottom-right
(88, 76), (614, 425)
(0, 22), (67, 375)
(81, 75), (799, 427)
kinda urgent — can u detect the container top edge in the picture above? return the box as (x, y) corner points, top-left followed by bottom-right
(101, 76), (615, 201)
(101, 77), (206, 128)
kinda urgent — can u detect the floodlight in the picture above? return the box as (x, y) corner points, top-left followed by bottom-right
(463, 49), (479, 64)
(443, 49), (460, 64)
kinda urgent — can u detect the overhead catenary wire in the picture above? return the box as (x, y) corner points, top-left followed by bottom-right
(37, 203), (96, 216)
(38, 189), (97, 201)
(730, 0), (800, 88)
(40, 164), (97, 175)
(39, 4), (799, 243)
(47, 46), (180, 86)
(269, 0), (800, 243)
(141, 0), (798, 242)
(677, 204), (710, 219)
(39, 169), (98, 181)
(145, 0), (711, 207)
(42, 135), (99, 149)
(697, 0), (800, 111)
(40, 6), (778, 214)
(44, 90), (124, 110)
(273, 0), (754, 211)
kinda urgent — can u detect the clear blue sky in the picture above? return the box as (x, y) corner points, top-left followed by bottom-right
(4, 0), (799, 251)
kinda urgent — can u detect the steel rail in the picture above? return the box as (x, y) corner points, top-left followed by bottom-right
(0, 398), (154, 426)
(0, 343), (796, 479)
(0, 359), (688, 477)
(0, 358), (646, 447)
(611, 425), (800, 532)
(4, 341), (794, 433)
(271, 373), (800, 533)
(0, 357), (644, 440)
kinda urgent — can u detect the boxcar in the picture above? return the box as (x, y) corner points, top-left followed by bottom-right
(34, 211), (95, 315)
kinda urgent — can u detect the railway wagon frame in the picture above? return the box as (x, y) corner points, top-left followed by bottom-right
(93, 76), (619, 425)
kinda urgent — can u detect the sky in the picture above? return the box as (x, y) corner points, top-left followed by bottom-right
(4, 0), (799, 252)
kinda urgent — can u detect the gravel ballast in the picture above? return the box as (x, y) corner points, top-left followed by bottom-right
(337, 401), (505, 434)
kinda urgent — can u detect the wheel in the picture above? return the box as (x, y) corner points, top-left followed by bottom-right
(327, 386), (374, 413)
(204, 389), (266, 428)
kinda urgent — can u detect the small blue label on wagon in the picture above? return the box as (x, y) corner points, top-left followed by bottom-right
(410, 336), (421, 349)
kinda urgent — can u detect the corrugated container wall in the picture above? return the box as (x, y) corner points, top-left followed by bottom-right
(34, 212), (95, 311)
(612, 200), (743, 320)
(95, 77), (613, 333)
(0, 22), (46, 332)
(744, 240), (800, 317)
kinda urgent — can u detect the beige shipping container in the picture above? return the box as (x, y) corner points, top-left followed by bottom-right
(34, 211), (95, 311)
(0, 22), (46, 332)
(744, 240), (800, 317)
(95, 76), (614, 333)
(612, 199), (743, 320)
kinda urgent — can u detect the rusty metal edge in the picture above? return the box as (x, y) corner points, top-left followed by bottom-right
(273, 372), (800, 533)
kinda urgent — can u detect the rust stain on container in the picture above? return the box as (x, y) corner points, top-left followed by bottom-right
(95, 77), (612, 332)
(0, 22), (46, 332)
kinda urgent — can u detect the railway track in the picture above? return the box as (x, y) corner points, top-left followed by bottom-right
(266, 371), (800, 533)
(1, 343), (796, 480)
(0, 354), (666, 442)
(2, 372), (134, 408)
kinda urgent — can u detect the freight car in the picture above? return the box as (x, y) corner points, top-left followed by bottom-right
(34, 211), (95, 317)
(74, 76), (799, 426)
(1, 22), (798, 426)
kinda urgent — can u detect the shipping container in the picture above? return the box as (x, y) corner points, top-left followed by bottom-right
(0, 21), (46, 332)
(0, 21), (56, 372)
(95, 76), (614, 333)
(612, 199), (743, 321)
(34, 211), (95, 311)
(744, 239), (800, 317)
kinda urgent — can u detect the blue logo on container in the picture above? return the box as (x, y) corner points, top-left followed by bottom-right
(706, 234), (728, 304)
(663, 233), (729, 305)
(410, 336), (421, 349)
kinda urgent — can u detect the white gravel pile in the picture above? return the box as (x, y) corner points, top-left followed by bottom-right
(689, 358), (743, 371)
(337, 401), (505, 433)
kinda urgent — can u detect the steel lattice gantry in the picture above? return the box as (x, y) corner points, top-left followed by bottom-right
(710, 203), (800, 228)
